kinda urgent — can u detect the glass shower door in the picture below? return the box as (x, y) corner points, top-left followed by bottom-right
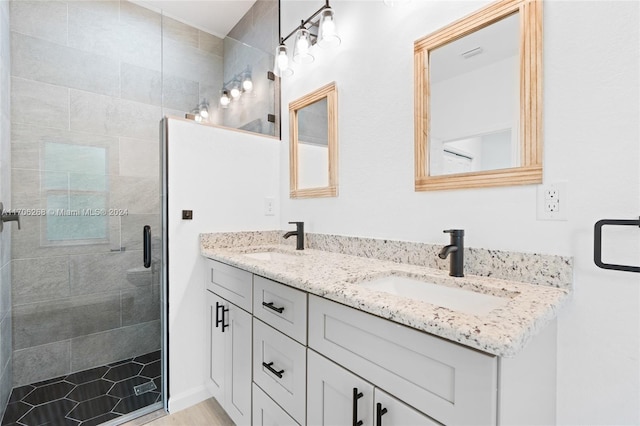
(3, 1), (165, 424)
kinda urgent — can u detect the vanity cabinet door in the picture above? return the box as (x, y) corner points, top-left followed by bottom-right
(206, 290), (252, 425)
(226, 300), (252, 425)
(253, 384), (300, 426)
(373, 389), (441, 426)
(307, 349), (374, 426)
(206, 291), (225, 400)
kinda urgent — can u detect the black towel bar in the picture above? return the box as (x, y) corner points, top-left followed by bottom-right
(594, 217), (640, 273)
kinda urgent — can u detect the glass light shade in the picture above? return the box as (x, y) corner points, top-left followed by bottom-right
(318, 8), (341, 48)
(199, 102), (209, 119)
(293, 28), (314, 64)
(219, 91), (230, 108)
(230, 84), (241, 99)
(242, 76), (253, 92)
(274, 44), (290, 77)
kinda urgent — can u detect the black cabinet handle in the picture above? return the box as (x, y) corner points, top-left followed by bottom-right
(215, 302), (229, 332)
(262, 301), (285, 314)
(143, 225), (151, 268)
(262, 361), (284, 378)
(352, 388), (364, 426)
(376, 403), (388, 426)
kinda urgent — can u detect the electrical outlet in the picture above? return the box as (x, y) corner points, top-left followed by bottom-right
(264, 197), (275, 216)
(537, 182), (568, 221)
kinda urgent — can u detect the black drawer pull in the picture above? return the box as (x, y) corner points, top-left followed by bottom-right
(262, 301), (285, 313)
(215, 302), (229, 332)
(376, 403), (388, 426)
(352, 388), (364, 426)
(262, 361), (284, 378)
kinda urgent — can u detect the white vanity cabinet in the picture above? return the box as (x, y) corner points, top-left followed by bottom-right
(203, 258), (558, 426)
(205, 260), (253, 426)
(308, 295), (497, 425)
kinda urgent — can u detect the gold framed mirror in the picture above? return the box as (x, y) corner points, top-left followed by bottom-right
(289, 82), (338, 198)
(414, 0), (542, 191)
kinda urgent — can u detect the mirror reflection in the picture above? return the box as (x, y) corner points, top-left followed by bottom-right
(429, 13), (519, 176)
(414, 0), (543, 191)
(289, 82), (338, 198)
(297, 98), (329, 189)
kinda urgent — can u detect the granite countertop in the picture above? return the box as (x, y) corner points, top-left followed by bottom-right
(201, 243), (571, 357)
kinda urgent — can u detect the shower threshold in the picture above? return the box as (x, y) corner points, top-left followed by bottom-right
(1, 351), (161, 426)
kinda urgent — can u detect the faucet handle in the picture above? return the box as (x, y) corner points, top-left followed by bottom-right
(443, 229), (464, 236)
(288, 221), (304, 229)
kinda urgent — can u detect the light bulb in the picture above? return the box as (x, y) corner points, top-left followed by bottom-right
(219, 91), (230, 108)
(293, 27), (314, 64)
(230, 85), (241, 99)
(274, 44), (290, 77)
(199, 102), (209, 119)
(242, 77), (253, 92)
(318, 8), (340, 48)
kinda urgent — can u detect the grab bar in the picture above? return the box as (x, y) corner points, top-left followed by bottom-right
(594, 217), (640, 273)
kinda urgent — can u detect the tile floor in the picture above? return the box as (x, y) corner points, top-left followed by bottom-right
(1, 351), (161, 426)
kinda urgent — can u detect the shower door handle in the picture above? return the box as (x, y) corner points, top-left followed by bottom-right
(143, 225), (151, 268)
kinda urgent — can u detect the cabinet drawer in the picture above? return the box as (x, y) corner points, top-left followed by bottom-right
(205, 258), (253, 312)
(253, 319), (306, 424)
(253, 276), (307, 344)
(308, 295), (497, 425)
(252, 383), (300, 426)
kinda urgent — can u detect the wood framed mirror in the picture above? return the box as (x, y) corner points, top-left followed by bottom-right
(414, 0), (542, 191)
(289, 82), (338, 198)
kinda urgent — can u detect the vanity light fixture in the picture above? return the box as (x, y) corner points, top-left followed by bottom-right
(273, 0), (341, 77)
(218, 66), (253, 107)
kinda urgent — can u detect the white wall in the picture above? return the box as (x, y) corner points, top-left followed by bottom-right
(166, 119), (279, 411)
(280, 1), (639, 424)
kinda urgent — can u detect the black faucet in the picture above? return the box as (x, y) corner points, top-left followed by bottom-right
(283, 221), (304, 250)
(438, 229), (464, 277)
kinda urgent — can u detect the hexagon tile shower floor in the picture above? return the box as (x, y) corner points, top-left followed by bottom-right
(1, 351), (161, 426)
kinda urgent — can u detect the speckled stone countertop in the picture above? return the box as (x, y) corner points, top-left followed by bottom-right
(200, 233), (571, 358)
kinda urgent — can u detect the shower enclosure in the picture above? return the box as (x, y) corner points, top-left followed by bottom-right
(0, 0), (277, 424)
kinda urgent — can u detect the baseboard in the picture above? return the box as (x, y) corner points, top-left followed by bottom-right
(167, 385), (210, 413)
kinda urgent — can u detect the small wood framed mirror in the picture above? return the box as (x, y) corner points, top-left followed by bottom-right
(289, 82), (338, 198)
(414, 0), (542, 191)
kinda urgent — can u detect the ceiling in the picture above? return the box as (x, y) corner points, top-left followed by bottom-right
(133, 0), (257, 38)
(430, 13), (519, 84)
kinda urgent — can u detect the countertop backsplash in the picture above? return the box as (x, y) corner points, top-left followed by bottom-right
(200, 230), (573, 290)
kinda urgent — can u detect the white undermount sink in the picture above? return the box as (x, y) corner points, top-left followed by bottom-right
(360, 275), (510, 316)
(243, 251), (300, 261)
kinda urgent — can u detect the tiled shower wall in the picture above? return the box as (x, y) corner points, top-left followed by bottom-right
(0, 0), (12, 419)
(223, 0), (278, 136)
(7, 0), (226, 387)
